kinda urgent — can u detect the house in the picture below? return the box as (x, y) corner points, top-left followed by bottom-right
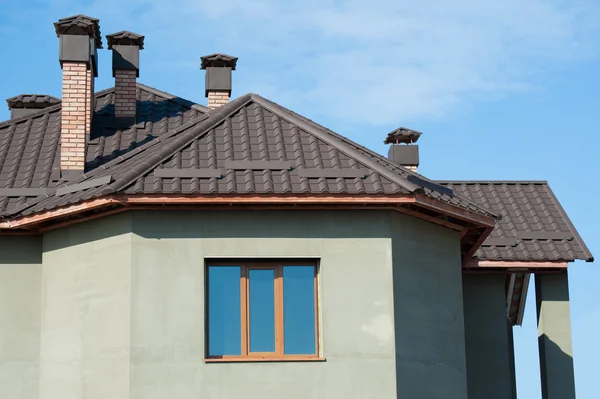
(0, 14), (593, 399)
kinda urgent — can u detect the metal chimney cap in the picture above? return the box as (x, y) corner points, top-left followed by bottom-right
(106, 31), (145, 49)
(384, 127), (422, 145)
(200, 53), (238, 70)
(6, 94), (61, 110)
(54, 14), (102, 49)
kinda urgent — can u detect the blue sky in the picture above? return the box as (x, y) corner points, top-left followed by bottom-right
(1, 0), (599, 396)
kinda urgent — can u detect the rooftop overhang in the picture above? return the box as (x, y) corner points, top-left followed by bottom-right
(0, 193), (495, 258)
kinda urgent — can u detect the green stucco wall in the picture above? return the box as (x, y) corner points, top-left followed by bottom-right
(0, 209), (474, 398)
(391, 212), (468, 399)
(536, 272), (576, 399)
(0, 235), (42, 399)
(463, 274), (516, 399)
(129, 210), (397, 399)
(39, 214), (133, 399)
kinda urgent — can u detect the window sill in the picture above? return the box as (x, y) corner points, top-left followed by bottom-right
(205, 356), (326, 363)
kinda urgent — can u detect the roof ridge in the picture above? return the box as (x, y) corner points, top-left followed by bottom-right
(94, 86), (116, 97)
(3, 114), (214, 217)
(437, 180), (549, 185)
(248, 94), (423, 194)
(249, 94), (498, 217)
(99, 94), (253, 195)
(136, 82), (208, 113)
(0, 86), (121, 128)
(45, 112), (214, 189)
(0, 102), (62, 129)
(1, 90), (226, 218)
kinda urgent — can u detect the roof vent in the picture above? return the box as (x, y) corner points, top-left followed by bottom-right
(6, 94), (61, 119)
(384, 127), (421, 172)
(107, 30), (145, 125)
(54, 14), (102, 77)
(200, 53), (238, 109)
(106, 30), (144, 76)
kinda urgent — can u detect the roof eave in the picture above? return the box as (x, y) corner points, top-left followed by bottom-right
(0, 192), (494, 235)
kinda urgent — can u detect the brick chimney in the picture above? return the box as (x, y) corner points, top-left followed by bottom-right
(54, 15), (102, 177)
(200, 54), (238, 109)
(106, 31), (144, 125)
(384, 127), (421, 173)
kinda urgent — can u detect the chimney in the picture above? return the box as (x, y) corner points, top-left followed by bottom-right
(54, 15), (102, 177)
(200, 54), (238, 109)
(6, 95), (61, 119)
(106, 31), (144, 125)
(384, 127), (421, 173)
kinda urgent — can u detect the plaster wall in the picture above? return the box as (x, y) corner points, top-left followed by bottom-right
(391, 212), (468, 399)
(1, 208), (473, 399)
(0, 236), (42, 399)
(129, 210), (397, 399)
(463, 274), (516, 398)
(39, 214), (133, 399)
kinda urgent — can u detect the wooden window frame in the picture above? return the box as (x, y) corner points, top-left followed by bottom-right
(205, 260), (324, 363)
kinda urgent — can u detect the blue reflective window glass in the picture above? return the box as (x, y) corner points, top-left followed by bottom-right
(207, 266), (241, 356)
(283, 266), (316, 354)
(249, 269), (276, 353)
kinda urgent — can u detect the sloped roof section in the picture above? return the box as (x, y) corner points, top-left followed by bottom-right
(12, 94), (495, 219)
(0, 83), (207, 216)
(439, 181), (593, 262)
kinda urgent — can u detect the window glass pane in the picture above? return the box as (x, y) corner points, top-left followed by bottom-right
(207, 266), (241, 356)
(283, 265), (316, 354)
(249, 269), (275, 353)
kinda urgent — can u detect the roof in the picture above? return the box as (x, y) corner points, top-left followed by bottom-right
(1, 93), (494, 220)
(0, 83), (207, 216)
(438, 181), (593, 262)
(6, 94), (61, 110)
(0, 83), (590, 265)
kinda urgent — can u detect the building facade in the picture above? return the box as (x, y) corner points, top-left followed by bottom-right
(0, 14), (593, 399)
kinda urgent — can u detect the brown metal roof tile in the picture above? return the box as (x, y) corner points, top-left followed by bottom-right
(0, 83), (207, 216)
(6, 92), (495, 220)
(438, 181), (593, 262)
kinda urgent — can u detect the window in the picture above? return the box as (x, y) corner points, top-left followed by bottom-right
(206, 261), (320, 361)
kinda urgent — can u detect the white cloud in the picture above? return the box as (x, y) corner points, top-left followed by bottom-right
(30, 0), (600, 124)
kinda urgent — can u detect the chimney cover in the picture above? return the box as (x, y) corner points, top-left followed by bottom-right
(6, 94), (61, 119)
(54, 14), (102, 49)
(201, 53), (238, 70)
(106, 30), (145, 49)
(7, 94), (61, 109)
(384, 127), (422, 144)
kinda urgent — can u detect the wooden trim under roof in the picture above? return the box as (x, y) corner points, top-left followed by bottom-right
(464, 260), (569, 270)
(506, 273), (531, 326)
(414, 194), (495, 228)
(0, 194), (496, 262)
(120, 194), (417, 205)
(0, 193), (495, 230)
(463, 226), (495, 264)
(0, 198), (122, 229)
